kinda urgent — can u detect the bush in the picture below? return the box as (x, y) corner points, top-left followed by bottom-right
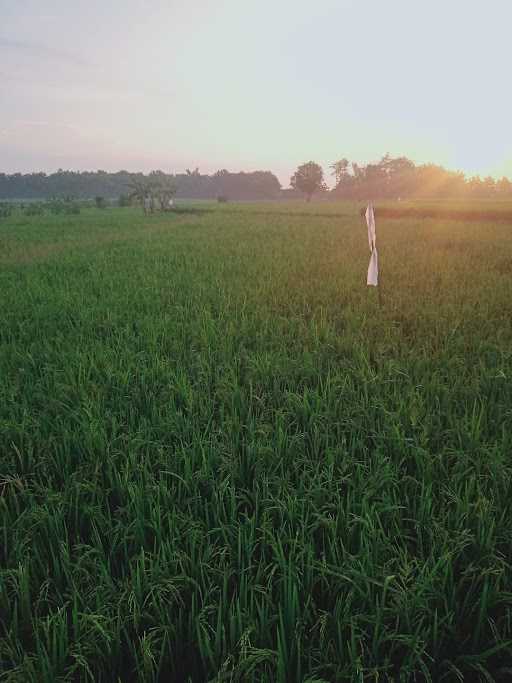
(65, 203), (81, 215)
(217, 195), (229, 203)
(0, 202), (13, 220)
(41, 198), (81, 215)
(95, 196), (108, 209)
(24, 203), (45, 216)
(47, 199), (64, 214)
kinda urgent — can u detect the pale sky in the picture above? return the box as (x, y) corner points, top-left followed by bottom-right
(1, 0), (511, 187)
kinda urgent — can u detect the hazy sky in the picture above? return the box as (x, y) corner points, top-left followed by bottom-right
(1, 0), (511, 186)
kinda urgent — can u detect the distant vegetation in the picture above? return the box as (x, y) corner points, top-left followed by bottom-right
(2, 156), (512, 202)
(329, 154), (512, 200)
(377, 204), (512, 222)
(0, 168), (282, 201)
(0, 197), (82, 220)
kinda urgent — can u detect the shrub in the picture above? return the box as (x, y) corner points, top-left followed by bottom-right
(65, 203), (81, 215)
(0, 202), (13, 220)
(24, 203), (45, 216)
(47, 199), (64, 214)
(44, 198), (81, 215)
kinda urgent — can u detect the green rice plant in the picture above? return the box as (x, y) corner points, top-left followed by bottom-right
(1, 202), (512, 681)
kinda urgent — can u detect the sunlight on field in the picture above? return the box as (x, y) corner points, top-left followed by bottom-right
(1, 202), (512, 681)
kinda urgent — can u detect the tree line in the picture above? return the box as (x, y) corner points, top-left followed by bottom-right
(328, 155), (512, 200)
(290, 156), (512, 201)
(0, 169), (281, 201)
(1, 156), (511, 202)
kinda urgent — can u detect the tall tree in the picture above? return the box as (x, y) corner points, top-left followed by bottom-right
(290, 162), (325, 201)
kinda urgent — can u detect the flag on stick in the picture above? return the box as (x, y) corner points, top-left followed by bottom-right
(365, 202), (378, 287)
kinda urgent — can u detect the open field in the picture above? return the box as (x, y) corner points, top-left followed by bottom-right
(1, 202), (512, 682)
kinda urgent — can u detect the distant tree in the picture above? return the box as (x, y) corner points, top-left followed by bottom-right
(95, 196), (107, 209)
(290, 162), (325, 201)
(128, 173), (177, 213)
(379, 155), (416, 198)
(482, 176), (496, 197)
(497, 177), (512, 197)
(330, 158), (350, 186)
(467, 176), (486, 199)
(364, 163), (387, 200)
(128, 178), (151, 210)
(148, 171), (177, 210)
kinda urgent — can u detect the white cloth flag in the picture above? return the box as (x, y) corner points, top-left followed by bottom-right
(365, 203), (378, 287)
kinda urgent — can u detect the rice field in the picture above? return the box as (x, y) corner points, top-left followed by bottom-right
(1, 201), (512, 682)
